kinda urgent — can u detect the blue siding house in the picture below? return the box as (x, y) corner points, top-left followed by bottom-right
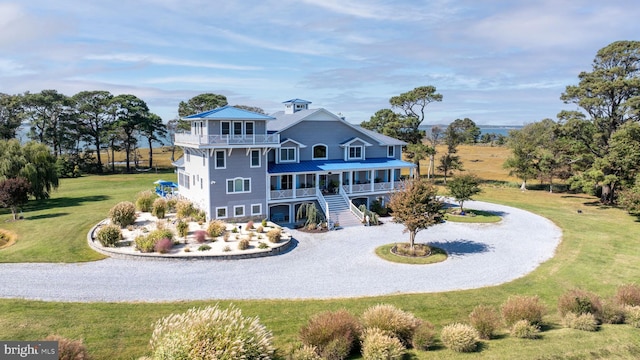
(174, 99), (415, 226)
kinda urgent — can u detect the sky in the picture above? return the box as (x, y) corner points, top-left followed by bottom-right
(1, 1), (639, 126)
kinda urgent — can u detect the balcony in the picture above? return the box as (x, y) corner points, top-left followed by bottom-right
(175, 133), (280, 147)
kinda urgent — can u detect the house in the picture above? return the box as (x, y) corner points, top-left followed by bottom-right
(173, 99), (415, 226)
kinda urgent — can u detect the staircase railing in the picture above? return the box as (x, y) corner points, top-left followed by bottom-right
(339, 187), (364, 222)
(316, 188), (330, 224)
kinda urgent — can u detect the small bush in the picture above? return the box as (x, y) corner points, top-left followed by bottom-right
(625, 306), (640, 328)
(256, 225), (264, 233)
(135, 190), (155, 212)
(601, 300), (626, 324)
(246, 220), (255, 230)
(194, 230), (207, 243)
(152, 198), (167, 219)
(615, 284), (640, 307)
(238, 238), (250, 250)
(223, 245), (231, 252)
(166, 198), (178, 212)
(360, 304), (419, 347)
(154, 238), (173, 254)
(135, 235), (156, 253)
(288, 345), (323, 360)
(44, 335), (89, 360)
(176, 220), (189, 238)
(267, 228), (282, 243)
(109, 201), (137, 227)
(147, 229), (174, 243)
(258, 242), (269, 249)
(558, 289), (603, 322)
(563, 312), (598, 331)
(469, 304), (501, 340)
(501, 295), (545, 327)
(411, 321), (436, 351)
(96, 224), (121, 247)
(176, 200), (197, 220)
(510, 320), (540, 339)
(150, 304), (274, 359)
(299, 309), (361, 360)
(207, 220), (226, 238)
(440, 323), (478, 353)
(360, 327), (405, 360)
(262, 218), (268, 227)
(198, 244), (211, 251)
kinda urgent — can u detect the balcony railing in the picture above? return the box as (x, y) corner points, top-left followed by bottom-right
(175, 133), (280, 146)
(268, 181), (403, 201)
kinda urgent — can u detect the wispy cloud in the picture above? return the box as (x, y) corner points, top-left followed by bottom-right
(84, 53), (262, 71)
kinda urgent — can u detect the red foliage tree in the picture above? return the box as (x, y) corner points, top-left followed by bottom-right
(0, 177), (31, 220)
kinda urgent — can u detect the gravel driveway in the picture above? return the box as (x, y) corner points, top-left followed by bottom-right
(0, 200), (561, 302)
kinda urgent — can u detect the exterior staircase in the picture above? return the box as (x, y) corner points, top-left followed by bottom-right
(323, 194), (363, 228)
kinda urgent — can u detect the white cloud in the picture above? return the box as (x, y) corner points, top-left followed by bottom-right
(84, 54), (262, 71)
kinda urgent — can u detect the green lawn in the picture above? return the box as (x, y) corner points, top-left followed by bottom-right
(444, 209), (502, 223)
(1, 175), (640, 359)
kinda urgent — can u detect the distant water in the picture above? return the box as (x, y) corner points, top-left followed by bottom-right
(420, 125), (522, 137)
(15, 125), (170, 148)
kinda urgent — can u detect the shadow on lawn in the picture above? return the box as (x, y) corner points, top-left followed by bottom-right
(429, 239), (491, 256)
(25, 195), (110, 212)
(27, 212), (70, 220)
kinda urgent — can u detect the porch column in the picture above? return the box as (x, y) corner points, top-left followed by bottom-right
(370, 170), (374, 192)
(349, 171), (353, 193)
(293, 174), (297, 199)
(391, 168), (395, 189)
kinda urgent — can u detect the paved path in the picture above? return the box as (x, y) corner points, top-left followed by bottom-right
(0, 201), (561, 302)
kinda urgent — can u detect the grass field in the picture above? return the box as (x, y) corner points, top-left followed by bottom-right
(1, 145), (640, 359)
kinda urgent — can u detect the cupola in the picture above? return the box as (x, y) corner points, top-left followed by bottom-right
(283, 99), (311, 114)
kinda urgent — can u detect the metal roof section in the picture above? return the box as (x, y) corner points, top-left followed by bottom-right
(340, 136), (373, 147)
(355, 126), (407, 146)
(183, 105), (275, 120)
(268, 158), (416, 174)
(282, 98), (312, 104)
(280, 138), (308, 148)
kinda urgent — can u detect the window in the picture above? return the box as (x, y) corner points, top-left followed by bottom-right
(251, 204), (262, 215)
(250, 149), (260, 168)
(216, 207), (227, 219)
(227, 177), (251, 193)
(186, 152), (190, 162)
(200, 178), (203, 189)
(233, 122), (242, 136)
(234, 205), (245, 217)
(280, 148), (296, 162)
(215, 150), (225, 169)
(245, 122), (254, 135)
(313, 144), (327, 159)
(221, 122), (230, 135)
(348, 146), (363, 159)
(387, 146), (395, 157)
(281, 175), (293, 190)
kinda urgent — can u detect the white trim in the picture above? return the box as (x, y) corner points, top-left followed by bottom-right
(312, 143), (328, 160)
(216, 207), (228, 219)
(251, 203), (262, 216)
(226, 177), (251, 194)
(279, 147), (296, 163)
(214, 150), (226, 169)
(233, 205), (245, 217)
(250, 149), (261, 168)
(387, 145), (395, 158)
(245, 121), (254, 135)
(221, 121), (230, 135)
(232, 121), (243, 136)
(348, 145), (364, 160)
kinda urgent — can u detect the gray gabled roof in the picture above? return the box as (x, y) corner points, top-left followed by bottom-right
(184, 105), (274, 120)
(354, 126), (407, 146)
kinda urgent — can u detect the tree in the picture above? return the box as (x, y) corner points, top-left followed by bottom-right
(451, 118), (480, 144)
(234, 105), (266, 114)
(0, 139), (59, 199)
(361, 109), (424, 145)
(388, 179), (444, 250)
(559, 40), (640, 204)
(0, 93), (24, 140)
(404, 143), (434, 178)
(111, 94), (150, 173)
(389, 86), (443, 128)
(178, 93), (228, 131)
(438, 120), (466, 183)
(425, 126), (443, 178)
(73, 90), (114, 173)
(0, 177), (31, 220)
(22, 90), (74, 156)
(139, 113), (167, 169)
(447, 174), (482, 212)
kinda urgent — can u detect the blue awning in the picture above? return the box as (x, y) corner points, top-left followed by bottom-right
(268, 158), (415, 174)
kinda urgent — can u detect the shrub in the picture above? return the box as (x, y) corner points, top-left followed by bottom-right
(625, 306), (640, 328)
(501, 295), (545, 327)
(96, 224), (121, 247)
(360, 304), (419, 347)
(360, 327), (405, 360)
(198, 244), (211, 251)
(109, 201), (136, 227)
(615, 284), (640, 307)
(440, 323), (478, 353)
(299, 309), (361, 360)
(557, 289), (603, 322)
(135, 190), (155, 212)
(194, 230), (207, 243)
(176, 200), (196, 220)
(194, 210), (206, 223)
(152, 198), (167, 219)
(601, 300), (626, 324)
(166, 198), (177, 212)
(150, 304), (274, 359)
(135, 235), (156, 253)
(223, 245), (231, 252)
(510, 320), (540, 339)
(176, 220), (189, 238)
(469, 304), (501, 340)
(258, 242), (269, 249)
(154, 238), (173, 254)
(261, 218), (268, 227)
(563, 312), (598, 331)
(288, 345), (323, 360)
(207, 220), (226, 238)
(267, 228), (282, 243)
(147, 229), (174, 243)
(238, 239), (250, 250)
(246, 220), (255, 230)
(44, 335), (89, 360)
(256, 225), (264, 233)
(411, 321), (436, 351)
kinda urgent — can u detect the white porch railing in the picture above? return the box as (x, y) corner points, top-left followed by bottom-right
(340, 187), (364, 222)
(316, 188), (330, 224)
(295, 187), (316, 197)
(270, 189), (293, 199)
(175, 133), (280, 146)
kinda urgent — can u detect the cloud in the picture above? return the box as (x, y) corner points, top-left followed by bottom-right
(84, 53), (262, 71)
(0, 3), (70, 48)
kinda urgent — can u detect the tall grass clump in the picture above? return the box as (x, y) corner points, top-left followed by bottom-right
(557, 289), (603, 322)
(286, 345), (322, 360)
(135, 229), (174, 253)
(44, 335), (90, 360)
(501, 295), (546, 327)
(207, 220), (226, 238)
(150, 304), (274, 360)
(411, 321), (436, 351)
(360, 304), (419, 347)
(625, 306), (640, 328)
(152, 198), (167, 219)
(360, 327), (405, 360)
(299, 309), (361, 360)
(176, 220), (189, 239)
(95, 224), (121, 247)
(176, 200), (197, 220)
(267, 228), (282, 243)
(615, 284), (640, 307)
(135, 190), (155, 212)
(109, 201), (136, 227)
(469, 304), (501, 340)
(601, 300), (626, 324)
(154, 238), (173, 254)
(562, 312), (599, 331)
(510, 320), (540, 339)
(440, 323), (479, 353)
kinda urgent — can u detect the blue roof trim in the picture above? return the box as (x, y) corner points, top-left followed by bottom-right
(268, 158), (415, 174)
(184, 105), (275, 120)
(282, 98), (311, 104)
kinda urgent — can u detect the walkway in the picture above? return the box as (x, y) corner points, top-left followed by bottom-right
(0, 200), (561, 302)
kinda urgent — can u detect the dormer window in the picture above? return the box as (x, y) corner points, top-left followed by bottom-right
(280, 147), (296, 162)
(348, 146), (363, 160)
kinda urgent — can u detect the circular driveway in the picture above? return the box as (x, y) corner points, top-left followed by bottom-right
(0, 200), (561, 302)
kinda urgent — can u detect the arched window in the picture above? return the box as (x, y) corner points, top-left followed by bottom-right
(312, 144), (328, 160)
